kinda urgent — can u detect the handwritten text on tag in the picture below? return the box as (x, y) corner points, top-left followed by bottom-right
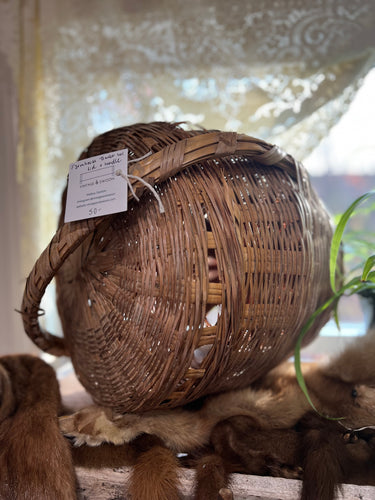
(64, 149), (128, 223)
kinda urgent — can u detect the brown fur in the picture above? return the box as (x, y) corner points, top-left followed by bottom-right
(60, 327), (375, 499)
(70, 440), (137, 468)
(71, 434), (182, 499)
(202, 412), (375, 499)
(209, 415), (302, 479)
(0, 355), (77, 500)
(60, 330), (375, 450)
(193, 454), (229, 500)
(127, 435), (181, 500)
(298, 412), (375, 499)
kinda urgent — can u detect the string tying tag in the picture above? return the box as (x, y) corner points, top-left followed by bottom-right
(115, 167), (165, 214)
(128, 151), (153, 164)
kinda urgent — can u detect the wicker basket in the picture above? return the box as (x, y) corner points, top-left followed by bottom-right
(22, 122), (336, 412)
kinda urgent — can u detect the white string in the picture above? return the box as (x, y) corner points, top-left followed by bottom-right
(338, 421), (375, 432)
(115, 169), (165, 214)
(128, 150), (153, 164)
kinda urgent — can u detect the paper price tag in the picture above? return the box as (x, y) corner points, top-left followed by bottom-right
(64, 149), (128, 223)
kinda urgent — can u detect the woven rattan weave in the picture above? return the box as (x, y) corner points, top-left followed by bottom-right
(22, 122), (336, 412)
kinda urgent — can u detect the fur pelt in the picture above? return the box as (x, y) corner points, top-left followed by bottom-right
(0, 355), (77, 500)
(60, 330), (375, 450)
(60, 326), (375, 500)
(2, 295), (373, 499)
(195, 412), (375, 499)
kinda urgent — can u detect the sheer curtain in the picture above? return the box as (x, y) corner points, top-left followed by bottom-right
(1, 0), (374, 354)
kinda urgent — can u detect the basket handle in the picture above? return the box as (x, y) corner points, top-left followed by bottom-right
(130, 131), (295, 187)
(21, 217), (105, 355)
(21, 132), (297, 355)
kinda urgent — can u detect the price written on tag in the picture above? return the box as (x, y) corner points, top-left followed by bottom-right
(64, 149), (128, 223)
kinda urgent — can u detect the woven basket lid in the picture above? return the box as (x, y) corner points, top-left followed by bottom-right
(22, 122), (337, 412)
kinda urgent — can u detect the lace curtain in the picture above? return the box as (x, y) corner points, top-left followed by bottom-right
(1, 0), (374, 352)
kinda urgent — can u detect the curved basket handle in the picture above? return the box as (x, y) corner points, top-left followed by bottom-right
(21, 131), (299, 355)
(21, 217), (105, 355)
(129, 131), (296, 187)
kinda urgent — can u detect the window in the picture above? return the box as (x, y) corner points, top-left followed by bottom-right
(302, 68), (375, 360)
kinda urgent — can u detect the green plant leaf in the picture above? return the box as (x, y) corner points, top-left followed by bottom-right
(333, 304), (340, 331)
(293, 276), (373, 415)
(294, 334), (318, 413)
(294, 292), (339, 411)
(361, 255), (375, 282)
(332, 200), (375, 225)
(294, 190), (375, 419)
(330, 190), (375, 293)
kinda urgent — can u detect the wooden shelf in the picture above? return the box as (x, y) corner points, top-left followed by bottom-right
(76, 466), (375, 500)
